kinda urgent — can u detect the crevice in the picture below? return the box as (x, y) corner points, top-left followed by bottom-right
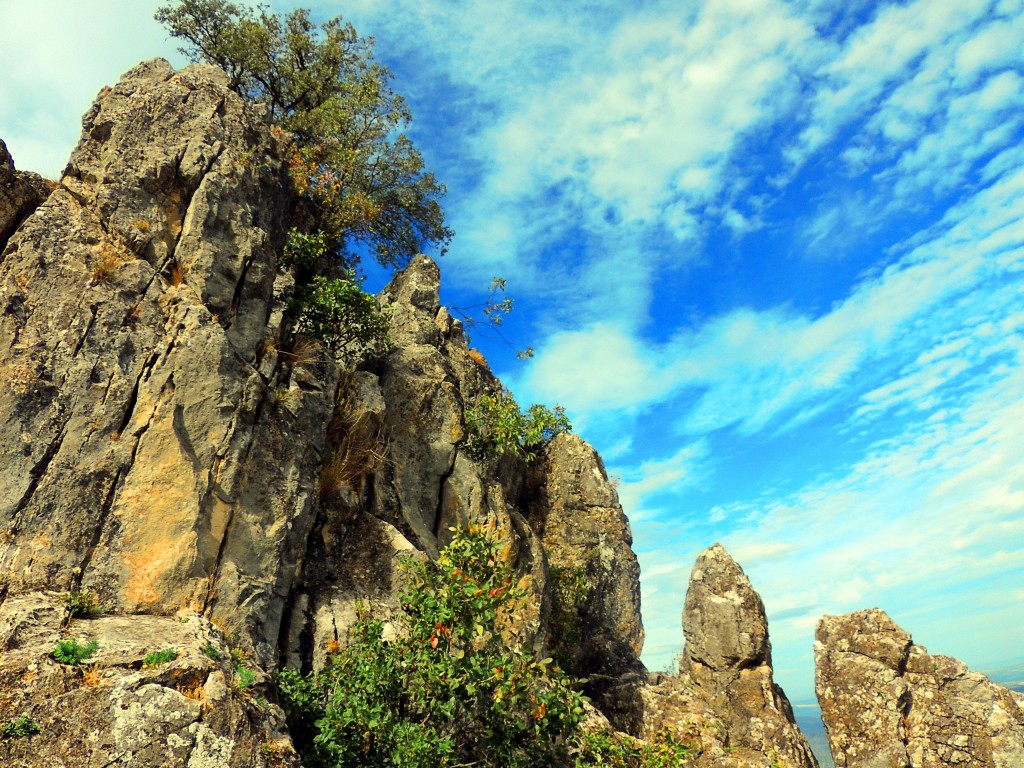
(224, 251), (255, 332)
(75, 468), (123, 590)
(71, 304), (99, 357)
(10, 424), (68, 525)
(204, 385), (269, 611)
(166, 144), (226, 265)
(432, 445), (460, 539)
(117, 352), (159, 435)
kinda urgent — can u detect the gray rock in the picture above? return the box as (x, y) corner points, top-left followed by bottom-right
(527, 432), (647, 731)
(0, 58), (326, 666)
(640, 544), (818, 768)
(816, 609), (1024, 767)
(0, 139), (53, 254)
(0, 593), (298, 768)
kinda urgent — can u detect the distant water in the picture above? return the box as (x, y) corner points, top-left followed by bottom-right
(793, 706), (833, 768)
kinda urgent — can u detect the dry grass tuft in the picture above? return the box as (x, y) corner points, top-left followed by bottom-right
(280, 335), (326, 369)
(177, 681), (205, 701)
(320, 378), (391, 498)
(91, 248), (123, 284)
(80, 664), (105, 688)
(169, 261), (185, 286)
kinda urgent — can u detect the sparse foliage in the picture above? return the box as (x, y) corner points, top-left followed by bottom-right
(1, 716), (40, 739)
(451, 277), (535, 359)
(53, 639), (99, 665)
(465, 387), (571, 462)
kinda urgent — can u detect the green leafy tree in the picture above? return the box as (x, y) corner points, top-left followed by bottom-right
(156, 0), (452, 273)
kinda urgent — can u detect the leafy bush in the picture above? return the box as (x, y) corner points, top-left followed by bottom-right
(143, 648), (178, 667)
(277, 527), (690, 768)
(465, 387), (571, 462)
(1, 716), (40, 739)
(277, 526), (586, 768)
(291, 273), (391, 365)
(574, 729), (691, 768)
(66, 590), (102, 618)
(52, 639), (98, 665)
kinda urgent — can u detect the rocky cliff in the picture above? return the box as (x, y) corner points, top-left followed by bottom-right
(0, 58), (655, 767)
(639, 544), (819, 768)
(816, 609), (1024, 768)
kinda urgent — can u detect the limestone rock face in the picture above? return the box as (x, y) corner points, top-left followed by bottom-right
(0, 141), (53, 255)
(0, 57), (321, 663)
(816, 609), (1024, 768)
(639, 544), (818, 768)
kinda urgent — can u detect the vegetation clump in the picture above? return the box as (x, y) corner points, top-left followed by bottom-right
(143, 648), (178, 668)
(276, 526), (689, 768)
(66, 590), (102, 618)
(52, 639), (99, 665)
(1, 716), (40, 739)
(465, 387), (572, 462)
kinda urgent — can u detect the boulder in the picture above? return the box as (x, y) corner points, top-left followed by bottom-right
(640, 544), (819, 768)
(816, 608), (1024, 767)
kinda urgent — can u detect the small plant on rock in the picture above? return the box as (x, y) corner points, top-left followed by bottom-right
(143, 648), (178, 668)
(202, 643), (222, 661)
(1, 716), (40, 739)
(52, 639), (98, 665)
(67, 590), (102, 618)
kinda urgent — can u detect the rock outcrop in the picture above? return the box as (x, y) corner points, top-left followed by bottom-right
(0, 58), (653, 765)
(816, 608), (1024, 767)
(640, 544), (819, 767)
(0, 139), (52, 254)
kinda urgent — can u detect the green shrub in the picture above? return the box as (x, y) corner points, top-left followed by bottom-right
(465, 387), (571, 462)
(143, 648), (178, 667)
(66, 590), (102, 618)
(230, 647), (257, 691)
(202, 643), (222, 661)
(292, 273), (391, 365)
(52, 639), (98, 665)
(1, 716), (40, 739)
(277, 526), (691, 768)
(277, 526), (586, 768)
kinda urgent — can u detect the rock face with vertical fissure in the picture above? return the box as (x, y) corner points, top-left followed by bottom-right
(816, 608), (1024, 767)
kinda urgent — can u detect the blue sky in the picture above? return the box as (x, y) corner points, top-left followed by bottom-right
(2, 0), (1022, 706)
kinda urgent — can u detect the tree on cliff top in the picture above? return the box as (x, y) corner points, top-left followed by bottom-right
(156, 0), (452, 273)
